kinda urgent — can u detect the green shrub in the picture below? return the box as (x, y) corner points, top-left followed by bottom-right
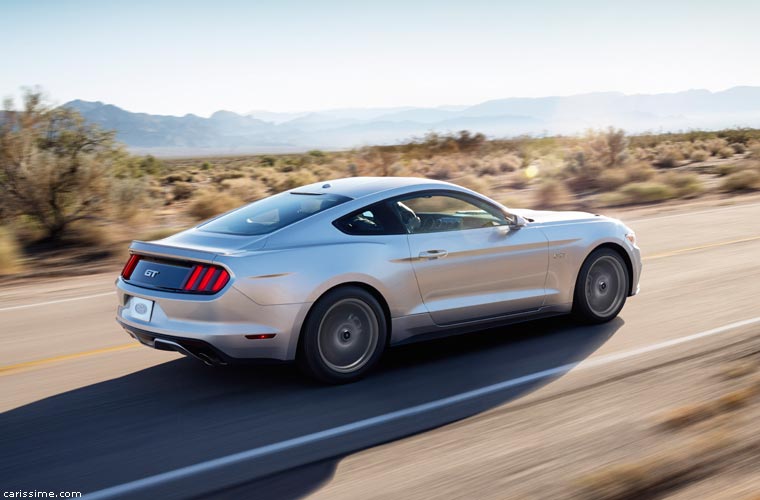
(721, 170), (760, 192)
(619, 182), (675, 203)
(0, 227), (23, 275)
(662, 171), (703, 198)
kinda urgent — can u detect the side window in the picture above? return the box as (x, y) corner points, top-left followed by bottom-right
(393, 193), (509, 234)
(333, 202), (406, 235)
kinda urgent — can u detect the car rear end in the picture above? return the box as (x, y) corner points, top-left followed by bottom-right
(115, 239), (306, 364)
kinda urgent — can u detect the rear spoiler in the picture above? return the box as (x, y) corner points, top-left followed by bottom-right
(129, 240), (220, 264)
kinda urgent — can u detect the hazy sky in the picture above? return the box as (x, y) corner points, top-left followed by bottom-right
(3, 0), (760, 116)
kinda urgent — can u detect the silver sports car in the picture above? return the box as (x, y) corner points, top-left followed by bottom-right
(116, 177), (641, 383)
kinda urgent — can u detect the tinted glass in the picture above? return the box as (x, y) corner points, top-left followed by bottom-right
(198, 192), (351, 235)
(333, 202), (406, 235)
(393, 193), (508, 234)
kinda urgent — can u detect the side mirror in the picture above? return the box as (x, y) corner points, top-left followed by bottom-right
(511, 215), (528, 228)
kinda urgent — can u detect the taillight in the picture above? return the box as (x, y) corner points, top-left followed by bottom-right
(121, 254), (141, 279)
(182, 265), (230, 293)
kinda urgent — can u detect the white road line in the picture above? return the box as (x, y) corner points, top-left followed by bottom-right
(626, 201), (760, 224)
(84, 315), (760, 500)
(0, 291), (115, 312)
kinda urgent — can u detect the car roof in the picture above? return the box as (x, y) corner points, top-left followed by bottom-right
(292, 176), (454, 200)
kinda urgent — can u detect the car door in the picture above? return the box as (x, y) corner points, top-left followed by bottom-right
(396, 192), (548, 325)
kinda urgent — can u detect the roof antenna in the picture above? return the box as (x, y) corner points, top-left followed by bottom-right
(322, 183), (331, 188)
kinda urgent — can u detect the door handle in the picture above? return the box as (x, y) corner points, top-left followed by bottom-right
(419, 249), (448, 259)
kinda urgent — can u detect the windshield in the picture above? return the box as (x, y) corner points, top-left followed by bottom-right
(198, 192), (352, 236)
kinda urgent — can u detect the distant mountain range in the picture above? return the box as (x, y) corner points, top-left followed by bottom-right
(64, 86), (760, 156)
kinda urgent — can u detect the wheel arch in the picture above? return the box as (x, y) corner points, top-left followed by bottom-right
(583, 242), (635, 296)
(298, 281), (393, 351)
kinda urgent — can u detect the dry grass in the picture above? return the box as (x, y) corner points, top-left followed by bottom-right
(187, 190), (244, 220)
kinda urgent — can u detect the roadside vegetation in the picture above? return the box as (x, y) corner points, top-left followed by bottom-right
(2, 89), (760, 275)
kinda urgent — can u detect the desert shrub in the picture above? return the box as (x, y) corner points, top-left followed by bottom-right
(498, 153), (522, 172)
(187, 190), (243, 220)
(717, 147), (735, 159)
(652, 144), (683, 168)
(730, 142), (746, 154)
(714, 163), (738, 177)
(597, 168), (629, 191)
(535, 179), (572, 208)
(220, 178), (269, 202)
(271, 169), (318, 192)
(662, 171), (703, 198)
(427, 160), (456, 180)
(705, 138), (728, 155)
(212, 170), (245, 183)
(721, 170), (760, 192)
(477, 161), (499, 176)
(689, 149), (710, 162)
(619, 182), (675, 203)
(172, 182), (194, 201)
(110, 177), (153, 219)
(595, 191), (630, 207)
(162, 173), (193, 184)
(0, 227), (23, 275)
(200, 161), (212, 170)
(624, 162), (656, 182)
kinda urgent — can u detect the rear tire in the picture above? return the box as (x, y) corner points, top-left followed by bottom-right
(573, 248), (629, 324)
(298, 286), (387, 384)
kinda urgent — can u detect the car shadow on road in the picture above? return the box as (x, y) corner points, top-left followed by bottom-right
(0, 317), (622, 498)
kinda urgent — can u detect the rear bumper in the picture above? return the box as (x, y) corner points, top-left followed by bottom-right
(115, 278), (311, 361)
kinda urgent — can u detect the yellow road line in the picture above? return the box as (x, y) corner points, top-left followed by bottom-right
(0, 343), (139, 376)
(643, 235), (760, 261)
(3, 235), (759, 376)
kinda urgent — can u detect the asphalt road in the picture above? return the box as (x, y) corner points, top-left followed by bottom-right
(1, 198), (759, 499)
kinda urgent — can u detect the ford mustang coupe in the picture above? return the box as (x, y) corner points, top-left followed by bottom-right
(116, 177), (641, 383)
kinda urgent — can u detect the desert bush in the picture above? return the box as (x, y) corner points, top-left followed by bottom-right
(624, 162), (656, 182)
(689, 149), (710, 162)
(270, 169), (319, 192)
(595, 191), (630, 207)
(498, 153), (522, 172)
(619, 182), (675, 203)
(162, 172), (194, 184)
(714, 163), (738, 177)
(720, 169), (760, 192)
(187, 190), (243, 220)
(0, 90), (121, 241)
(172, 182), (194, 201)
(212, 170), (245, 183)
(705, 138), (728, 155)
(730, 142), (746, 154)
(597, 168), (629, 191)
(110, 177), (153, 219)
(717, 146), (735, 159)
(0, 227), (23, 275)
(652, 144), (683, 168)
(535, 179), (572, 208)
(662, 171), (703, 198)
(220, 177), (269, 202)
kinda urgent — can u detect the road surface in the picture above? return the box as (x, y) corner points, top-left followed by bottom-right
(1, 198), (759, 498)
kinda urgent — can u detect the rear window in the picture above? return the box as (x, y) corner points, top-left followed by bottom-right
(198, 192), (351, 236)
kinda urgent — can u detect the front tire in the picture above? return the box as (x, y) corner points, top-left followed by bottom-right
(573, 248), (629, 324)
(298, 286), (387, 384)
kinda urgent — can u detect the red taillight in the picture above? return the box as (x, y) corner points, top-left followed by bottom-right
(183, 265), (229, 293)
(210, 270), (230, 292)
(121, 254), (141, 279)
